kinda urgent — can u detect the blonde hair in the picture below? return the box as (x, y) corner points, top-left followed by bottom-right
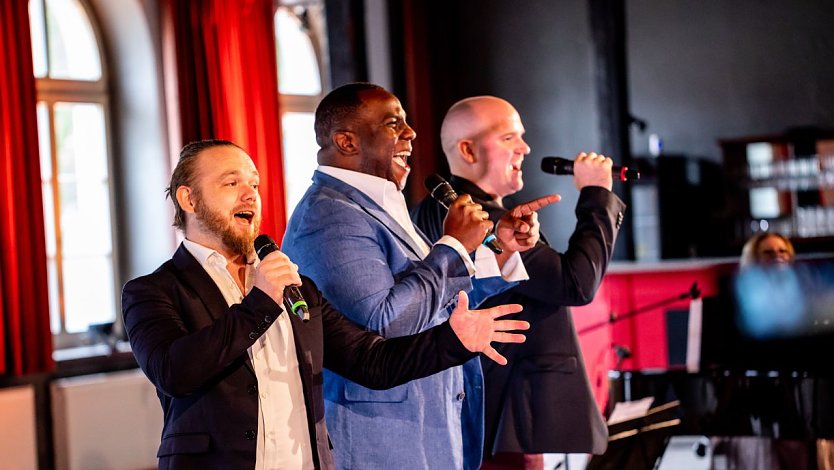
(740, 232), (795, 268)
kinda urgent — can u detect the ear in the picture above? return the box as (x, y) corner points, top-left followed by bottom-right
(333, 131), (358, 155)
(175, 186), (196, 215)
(457, 139), (477, 164)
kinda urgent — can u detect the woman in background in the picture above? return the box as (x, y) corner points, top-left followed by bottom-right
(739, 231), (795, 268)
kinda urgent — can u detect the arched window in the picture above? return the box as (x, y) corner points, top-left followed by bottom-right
(29, 0), (116, 350)
(275, 0), (329, 217)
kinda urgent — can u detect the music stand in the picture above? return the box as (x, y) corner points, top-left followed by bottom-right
(586, 401), (682, 470)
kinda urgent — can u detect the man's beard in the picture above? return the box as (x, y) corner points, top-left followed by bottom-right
(194, 197), (259, 258)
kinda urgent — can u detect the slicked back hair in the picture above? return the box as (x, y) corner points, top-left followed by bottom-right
(166, 139), (243, 230)
(314, 82), (387, 147)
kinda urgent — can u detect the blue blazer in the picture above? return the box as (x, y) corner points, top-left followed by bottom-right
(282, 171), (511, 470)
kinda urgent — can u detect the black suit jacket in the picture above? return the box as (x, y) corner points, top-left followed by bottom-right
(412, 177), (625, 455)
(122, 243), (475, 469)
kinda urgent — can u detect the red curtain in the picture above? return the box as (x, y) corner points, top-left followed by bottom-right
(0, 0), (55, 375)
(164, 0), (287, 240)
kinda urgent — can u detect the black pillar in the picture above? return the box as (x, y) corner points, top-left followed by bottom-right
(590, 0), (635, 260)
(324, 0), (368, 87)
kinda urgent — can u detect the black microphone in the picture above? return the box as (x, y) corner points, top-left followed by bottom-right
(541, 156), (640, 182)
(425, 174), (502, 254)
(253, 234), (310, 322)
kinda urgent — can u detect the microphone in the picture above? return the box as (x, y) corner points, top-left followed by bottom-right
(541, 156), (640, 182)
(425, 174), (503, 254)
(253, 234), (310, 322)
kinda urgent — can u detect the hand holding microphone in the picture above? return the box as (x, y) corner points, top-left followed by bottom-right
(425, 174), (502, 254)
(253, 234), (310, 322)
(541, 153), (640, 186)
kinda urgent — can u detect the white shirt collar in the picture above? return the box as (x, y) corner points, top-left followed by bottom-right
(183, 238), (258, 270)
(318, 165), (401, 210)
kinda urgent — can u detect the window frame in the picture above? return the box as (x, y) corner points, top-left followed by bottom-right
(31, 0), (119, 351)
(275, 0), (330, 111)
(275, 0), (330, 217)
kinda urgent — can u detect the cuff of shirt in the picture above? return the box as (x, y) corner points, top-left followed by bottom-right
(472, 245), (529, 281)
(436, 235), (476, 276)
(499, 250), (529, 282)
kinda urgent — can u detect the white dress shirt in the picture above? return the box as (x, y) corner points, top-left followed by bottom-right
(184, 239), (313, 470)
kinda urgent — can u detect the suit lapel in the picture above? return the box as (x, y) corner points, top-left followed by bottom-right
(172, 243), (257, 377)
(313, 171), (426, 259)
(172, 244), (229, 323)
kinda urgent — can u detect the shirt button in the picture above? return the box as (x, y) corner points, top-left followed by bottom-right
(244, 429), (256, 440)
(261, 391), (268, 399)
(456, 392), (466, 401)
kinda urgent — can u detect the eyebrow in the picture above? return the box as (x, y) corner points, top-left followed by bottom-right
(217, 169), (259, 180)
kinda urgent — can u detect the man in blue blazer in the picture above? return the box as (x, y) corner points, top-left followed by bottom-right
(122, 139), (529, 469)
(282, 84), (554, 469)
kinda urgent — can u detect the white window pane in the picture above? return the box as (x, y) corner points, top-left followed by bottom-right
(61, 181), (113, 255)
(47, 260), (62, 334)
(29, 0), (48, 78)
(54, 103), (108, 181)
(281, 112), (318, 217)
(54, 104), (112, 252)
(275, 7), (321, 96)
(36, 102), (52, 180)
(51, 101), (115, 335)
(62, 256), (115, 333)
(42, 182), (57, 257)
(45, 0), (102, 80)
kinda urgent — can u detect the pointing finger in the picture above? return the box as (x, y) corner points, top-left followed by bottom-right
(510, 194), (560, 218)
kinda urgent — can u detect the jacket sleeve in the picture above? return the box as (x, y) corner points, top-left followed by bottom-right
(319, 296), (475, 389)
(512, 186), (625, 306)
(283, 197), (473, 337)
(413, 186), (625, 308)
(122, 271), (281, 397)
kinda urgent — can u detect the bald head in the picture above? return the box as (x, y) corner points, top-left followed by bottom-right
(440, 96), (529, 199)
(441, 96), (513, 157)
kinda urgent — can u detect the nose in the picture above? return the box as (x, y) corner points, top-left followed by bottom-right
(401, 122), (416, 141)
(519, 138), (531, 155)
(242, 184), (258, 202)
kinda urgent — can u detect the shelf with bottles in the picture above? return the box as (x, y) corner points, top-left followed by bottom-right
(744, 153), (834, 191)
(720, 128), (834, 249)
(745, 205), (834, 241)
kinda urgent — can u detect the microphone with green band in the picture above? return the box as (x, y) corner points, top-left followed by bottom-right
(254, 234), (310, 322)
